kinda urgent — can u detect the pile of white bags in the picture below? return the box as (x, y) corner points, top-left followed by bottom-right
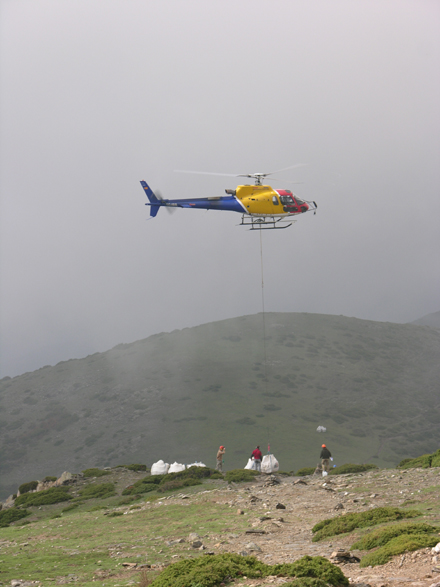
(151, 460), (170, 475)
(261, 454), (279, 474)
(168, 462), (186, 473)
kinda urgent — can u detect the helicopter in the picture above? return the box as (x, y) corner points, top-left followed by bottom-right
(140, 165), (317, 230)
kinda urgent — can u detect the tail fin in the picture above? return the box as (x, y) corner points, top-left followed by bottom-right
(140, 181), (161, 217)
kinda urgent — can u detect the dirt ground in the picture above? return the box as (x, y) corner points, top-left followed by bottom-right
(146, 467), (440, 587)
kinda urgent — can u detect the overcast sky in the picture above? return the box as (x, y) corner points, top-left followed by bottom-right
(1, 0), (439, 378)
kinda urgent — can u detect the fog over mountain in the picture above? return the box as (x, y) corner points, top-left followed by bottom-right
(1, 1), (439, 378)
(1, 312), (439, 501)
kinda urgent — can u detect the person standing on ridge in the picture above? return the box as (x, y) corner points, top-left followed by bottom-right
(320, 444), (332, 473)
(251, 445), (263, 472)
(216, 445), (226, 472)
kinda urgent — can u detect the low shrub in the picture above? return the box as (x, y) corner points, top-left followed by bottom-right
(61, 503), (79, 513)
(296, 467), (315, 477)
(224, 469), (259, 483)
(18, 481), (38, 494)
(0, 507), (31, 528)
(43, 476), (58, 482)
(282, 580), (328, 587)
(82, 468), (110, 478)
(312, 507), (420, 542)
(122, 479), (159, 496)
(432, 449), (440, 467)
(157, 478), (202, 493)
(166, 467), (219, 481)
(278, 470), (295, 476)
(329, 464), (378, 475)
(352, 522), (437, 550)
(398, 449), (440, 469)
(79, 482), (116, 499)
(149, 553), (348, 587)
(107, 511), (123, 517)
(115, 497), (137, 506)
(122, 464), (148, 472)
(15, 487), (72, 507)
(360, 534), (439, 567)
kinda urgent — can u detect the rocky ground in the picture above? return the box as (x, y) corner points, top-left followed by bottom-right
(138, 466), (440, 587)
(2, 466), (440, 587)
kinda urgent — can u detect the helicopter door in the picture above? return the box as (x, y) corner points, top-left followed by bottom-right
(279, 194), (298, 213)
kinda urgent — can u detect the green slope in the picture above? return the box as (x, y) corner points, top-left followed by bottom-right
(1, 312), (440, 499)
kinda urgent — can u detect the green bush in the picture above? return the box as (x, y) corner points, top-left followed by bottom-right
(18, 481), (38, 494)
(82, 468), (110, 478)
(43, 476), (57, 482)
(79, 482), (115, 499)
(157, 478), (202, 493)
(352, 522), (437, 550)
(329, 463), (378, 475)
(15, 487), (72, 507)
(296, 467), (315, 477)
(166, 466), (219, 481)
(360, 534), (439, 567)
(149, 553), (348, 587)
(0, 507), (31, 528)
(431, 449), (440, 467)
(399, 454), (432, 469)
(224, 469), (259, 483)
(61, 503), (79, 513)
(123, 464), (148, 472)
(278, 470), (295, 476)
(312, 507), (420, 542)
(282, 580), (328, 587)
(121, 474), (164, 496)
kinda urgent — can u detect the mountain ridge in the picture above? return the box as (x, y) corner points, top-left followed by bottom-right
(1, 312), (439, 500)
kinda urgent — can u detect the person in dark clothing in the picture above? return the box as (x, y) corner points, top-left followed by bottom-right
(320, 444), (332, 472)
(251, 445), (263, 471)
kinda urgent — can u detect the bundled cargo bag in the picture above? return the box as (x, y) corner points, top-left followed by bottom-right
(261, 454), (279, 474)
(151, 460), (170, 475)
(187, 462), (206, 468)
(168, 462), (186, 473)
(244, 458), (255, 470)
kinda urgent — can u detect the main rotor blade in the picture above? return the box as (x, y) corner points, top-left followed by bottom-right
(174, 169), (239, 178)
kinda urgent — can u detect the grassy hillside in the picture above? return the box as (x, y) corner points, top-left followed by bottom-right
(1, 312), (440, 499)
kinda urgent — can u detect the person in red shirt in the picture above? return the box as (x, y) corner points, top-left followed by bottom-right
(251, 446), (263, 472)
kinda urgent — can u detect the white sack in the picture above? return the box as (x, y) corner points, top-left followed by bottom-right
(261, 454), (279, 474)
(187, 462), (206, 468)
(244, 458), (255, 470)
(151, 460), (170, 475)
(168, 462), (186, 473)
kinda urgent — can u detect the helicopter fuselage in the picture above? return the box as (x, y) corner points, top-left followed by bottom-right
(140, 180), (316, 223)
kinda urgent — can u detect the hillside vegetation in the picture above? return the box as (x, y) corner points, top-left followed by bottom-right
(1, 312), (440, 499)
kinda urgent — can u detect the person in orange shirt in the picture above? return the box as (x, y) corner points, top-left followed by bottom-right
(216, 445), (226, 472)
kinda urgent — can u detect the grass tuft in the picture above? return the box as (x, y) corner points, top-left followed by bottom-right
(296, 467), (315, 476)
(224, 469), (259, 483)
(79, 482), (116, 499)
(15, 486), (71, 507)
(149, 553), (348, 587)
(359, 534), (439, 567)
(0, 507), (31, 527)
(82, 467), (110, 478)
(312, 507), (420, 541)
(351, 522), (437, 550)
(329, 463), (378, 475)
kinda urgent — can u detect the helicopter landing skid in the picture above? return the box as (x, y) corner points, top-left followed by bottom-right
(240, 216), (296, 230)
